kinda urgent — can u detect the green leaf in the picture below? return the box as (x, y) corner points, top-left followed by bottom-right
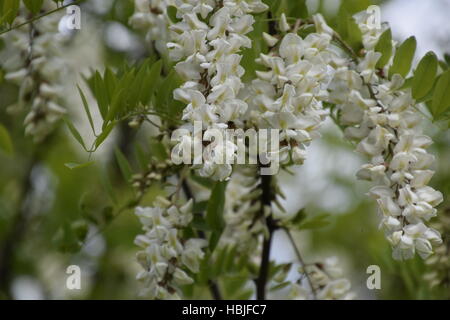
(412, 52), (438, 100)
(289, 0), (308, 19)
(0, 124), (13, 155)
(149, 138), (168, 161)
(64, 161), (95, 170)
(431, 70), (450, 118)
(347, 14), (363, 52)
(299, 214), (330, 230)
(104, 68), (118, 99)
(206, 181), (227, 251)
(53, 223), (81, 253)
(105, 88), (125, 124)
(1, 0), (20, 26)
(63, 117), (87, 151)
(114, 147), (132, 181)
(190, 174), (214, 189)
(166, 5), (181, 23)
(23, 0), (44, 14)
(141, 60), (162, 104)
(389, 36), (417, 78)
(375, 29), (393, 68)
(77, 85), (96, 135)
(71, 220), (89, 241)
(270, 281), (291, 291)
(206, 181), (227, 231)
(93, 71), (109, 119)
(95, 122), (115, 149)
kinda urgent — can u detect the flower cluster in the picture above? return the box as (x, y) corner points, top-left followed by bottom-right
(129, 0), (171, 54)
(0, 4), (68, 142)
(423, 209), (450, 290)
(134, 197), (206, 299)
(246, 15), (337, 165)
(329, 11), (443, 260)
(221, 166), (266, 252)
(288, 257), (354, 300)
(168, 0), (268, 180)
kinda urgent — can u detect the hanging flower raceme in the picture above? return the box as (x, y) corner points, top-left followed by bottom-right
(134, 197), (206, 299)
(129, 0), (172, 54)
(0, 3), (68, 142)
(221, 166), (266, 252)
(167, 0), (268, 181)
(329, 10), (443, 260)
(287, 257), (354, 300)
(246, 15), (338, 166)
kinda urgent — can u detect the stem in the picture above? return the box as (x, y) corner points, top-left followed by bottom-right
(256, 174), (275, 300)
(0, 1), (82, 36)
(284, 228), (317, 300)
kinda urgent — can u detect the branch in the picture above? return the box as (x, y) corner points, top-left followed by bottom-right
(0, 1), (82, 36)
(284, 228), (317, 300)
(256, 174), (276, 300)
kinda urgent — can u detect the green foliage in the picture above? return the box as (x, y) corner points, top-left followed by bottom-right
(23, 0), (44, 14)
(336, 7), (363, 52)
(64, 161), (95, 170)
(0, 0), (20, 26)
(389, 36), (417, 78)
(298, 213), (330, 230)
(431, 69), (450, 118)
(166, 6), (181, 23)
(0, 123), (13, 155)
(114, 147), (133, 181)
(412, 52), (438, 101)
(206, 181), (227, 250)
(272, 0), (309, 19)
(375, 29), (393, 68)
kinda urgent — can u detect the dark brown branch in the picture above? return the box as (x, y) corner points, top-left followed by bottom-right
(256, 174), (276, 300)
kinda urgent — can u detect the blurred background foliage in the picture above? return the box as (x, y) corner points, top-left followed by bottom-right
(0, 0), (449, 299)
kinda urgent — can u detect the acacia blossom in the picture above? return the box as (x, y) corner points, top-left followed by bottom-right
(221, 166), (265, 252)
(0, 3), (68, 142)
(287, 257), (355, 300)
(329, 11), (443, 260)
(129, 0), (172, 54)
(168, 0), (268, 180)
(134, 197), (206, 299)
(246, 14), (339, 165)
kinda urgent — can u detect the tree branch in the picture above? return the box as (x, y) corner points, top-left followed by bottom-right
(256, 174), (276, 300)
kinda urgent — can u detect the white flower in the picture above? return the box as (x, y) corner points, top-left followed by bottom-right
(331, 10), (444, 260)
(134, 198), (204, 299)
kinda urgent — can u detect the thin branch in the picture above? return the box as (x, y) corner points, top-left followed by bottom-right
(284, 228), (317, 300)
(0, 1), (82, 36)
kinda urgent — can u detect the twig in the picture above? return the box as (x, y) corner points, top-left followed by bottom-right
(0, 1), (82, 36)
(284, 228), (317, 300)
